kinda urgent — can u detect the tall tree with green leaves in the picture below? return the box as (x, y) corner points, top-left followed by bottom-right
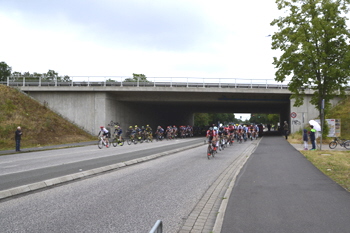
(0, 62), (12, 82)
(271, 0), (350, 120)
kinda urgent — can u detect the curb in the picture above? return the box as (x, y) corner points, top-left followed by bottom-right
(212, 141), (259, 232)
(0, 142), (204, 201)
(178, 139), (261, 233)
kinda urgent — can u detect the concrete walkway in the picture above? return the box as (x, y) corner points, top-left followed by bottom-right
(220, 136), (350, 233)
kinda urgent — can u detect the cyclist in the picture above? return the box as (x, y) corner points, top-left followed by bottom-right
(172, 125), (178, 138)
(165, 126), (173, 139)
(141, 126), (146, 137)
(179, 125), (186, 138)
(218, 126), (225, 150)
(134, 125), (142, 140)
(249, 124), (254, 139)
(228, 123), (235, 143)
(206, 127), (218, 155)
(155, 126), (164, 140)
(237, 124), (243, 142)
(98, 126), (110, 147)
(243, 125), (249, 141)
(127, 126), (136, 139)
(254, 124), (260, 139)
(145, 124), (153, 134)
(114, 125), (123, 145)
(145, 124), (153, 140)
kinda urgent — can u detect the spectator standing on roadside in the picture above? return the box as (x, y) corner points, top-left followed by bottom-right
(283, 121), (289, 139)
(15, 126), (22, 152)
(309, 125), (316, 150)
(303, 129), (309, 150)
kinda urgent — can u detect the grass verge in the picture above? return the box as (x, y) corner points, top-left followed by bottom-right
(300, 150), (350, 192)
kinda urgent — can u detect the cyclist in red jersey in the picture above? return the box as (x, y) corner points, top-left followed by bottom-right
(206, 127), (218, 155)
(228, 124), (235, 143)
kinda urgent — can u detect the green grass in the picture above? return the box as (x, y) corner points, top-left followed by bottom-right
(0, 85), (95, 150)
(302, 150), (350, 192)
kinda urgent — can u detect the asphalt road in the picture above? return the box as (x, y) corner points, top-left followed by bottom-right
(0, 138), (203, 191)
(0, 138), (254, 232)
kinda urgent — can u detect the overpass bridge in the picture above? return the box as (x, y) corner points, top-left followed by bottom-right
(4, 77), (343, 135)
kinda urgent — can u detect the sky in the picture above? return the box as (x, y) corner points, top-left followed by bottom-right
(0, 0), (282, 80)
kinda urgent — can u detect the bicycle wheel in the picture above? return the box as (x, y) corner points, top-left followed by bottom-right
(112, 138), (118, 147)
(207, 146), (212, 160)
(127, 138), (132, 145)
(133, 139), (138, 144)
(344, 140), (350, 149)
(98, 140), (103, 149)
(329, 141), (337, 149)
(119, 138), (125, 146)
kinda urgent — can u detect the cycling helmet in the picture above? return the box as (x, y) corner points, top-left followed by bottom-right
(100, 126), (103, 128)
(129, 126), (132, 128)
(209, 127), (213, 130)
(214, 126), (218, 130)
(135, 125), (138, 127)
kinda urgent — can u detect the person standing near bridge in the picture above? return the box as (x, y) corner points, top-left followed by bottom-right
(15, 126), (22, 152)
(283, 121), (289, 140)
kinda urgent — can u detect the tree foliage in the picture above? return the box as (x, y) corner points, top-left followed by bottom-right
(194, 113), (238, 127)
(124, 73), (149, 82)
(9, 69), (71, 82)
(0, 61), (12, 82)
(271, 0), (350, 116)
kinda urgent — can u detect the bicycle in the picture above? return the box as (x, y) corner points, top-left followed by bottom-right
(144, 132), (153, 142)
(127, 134), (138, 145)
(219, 136), (226, 151)
(112, 136), (125, 147)
(237, 132), (243, 144)
(329, 137), (350, 149)
(155, 132), (164, 141)
(98, 135), (110, 149)
(108, 120), (119, 127)
(207, 140), (217, 159)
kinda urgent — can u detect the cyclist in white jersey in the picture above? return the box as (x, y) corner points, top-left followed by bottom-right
(98, 126), (110, 146)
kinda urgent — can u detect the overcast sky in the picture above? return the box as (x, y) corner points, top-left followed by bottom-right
(0, 0), (282, 79)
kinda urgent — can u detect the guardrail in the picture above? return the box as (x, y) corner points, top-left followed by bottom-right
(149, 220), (162, 233)
(3, 76), (349, 90)
(2, 76), (291, 89)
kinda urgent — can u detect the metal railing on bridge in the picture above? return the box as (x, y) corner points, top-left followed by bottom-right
(3, 76), (292, 89)
(5, 76), (349, 91)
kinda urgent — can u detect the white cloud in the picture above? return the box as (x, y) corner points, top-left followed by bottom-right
(0, 0), (283, 79)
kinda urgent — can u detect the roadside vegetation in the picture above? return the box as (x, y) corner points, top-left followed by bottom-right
(288, 96), (350, 192)
(0, 85), (95, 150)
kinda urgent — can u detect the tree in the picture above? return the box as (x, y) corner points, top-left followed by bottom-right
(271, 0), (350, 127)
(124, 73), (149, 82)
(0, 62), (12, 82)
(43, 70), (71, 82)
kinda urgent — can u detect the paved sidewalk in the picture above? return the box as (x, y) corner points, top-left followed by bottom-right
(220, 136), (350, 233)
